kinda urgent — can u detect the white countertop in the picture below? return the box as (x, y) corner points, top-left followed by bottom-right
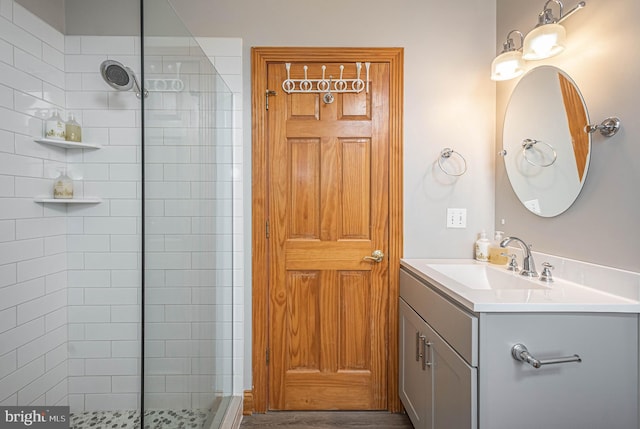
(401, 258), (640, 313)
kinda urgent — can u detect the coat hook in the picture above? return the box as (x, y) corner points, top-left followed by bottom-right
(335, 65), (346, 91)
(354, 62), (364, 92)
(365, 62), (371, 93)
(283, 63), (294, 92)
(301, 65), (311, 91)
(318, 65), (330, 92)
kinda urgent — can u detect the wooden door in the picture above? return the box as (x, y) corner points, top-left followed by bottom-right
(266, 61), (390, 410)
(252, 47), (403, 413)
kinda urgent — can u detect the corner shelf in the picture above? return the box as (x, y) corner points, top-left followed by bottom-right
(34, 197), (102, 204)
(33, 137), (103, 204)
(34, 138), (102, 150)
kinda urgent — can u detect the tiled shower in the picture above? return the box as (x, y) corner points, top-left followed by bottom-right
(0, 0), (243, 427)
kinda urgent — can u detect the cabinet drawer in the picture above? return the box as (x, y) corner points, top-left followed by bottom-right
(400, 269), (478, 366)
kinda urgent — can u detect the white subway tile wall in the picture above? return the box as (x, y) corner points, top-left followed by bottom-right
(0, 0), (243, 412)
(0, 2), (69, 407)
(64, 32), (143, 412)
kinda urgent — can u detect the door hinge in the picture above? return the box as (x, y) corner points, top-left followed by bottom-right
(266, 219), (270, 239)
(266, 348), (270, 365)
(265, 90), (276, 110)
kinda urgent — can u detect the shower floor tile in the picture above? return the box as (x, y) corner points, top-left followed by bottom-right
(70, 409), (209, 429)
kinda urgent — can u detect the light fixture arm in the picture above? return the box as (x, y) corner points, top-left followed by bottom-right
(502, 30), (524, 53)
(558, 1), (586, 23)
(538, 0), (564, 25)
(537, 0), (586, 25)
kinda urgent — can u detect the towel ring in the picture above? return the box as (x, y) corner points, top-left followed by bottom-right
(438, 148), (467, 177)
(522, 139), (557, 167)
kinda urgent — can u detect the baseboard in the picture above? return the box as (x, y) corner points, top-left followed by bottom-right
(219, 396), (243, 429)
(243, 390), (254, 415)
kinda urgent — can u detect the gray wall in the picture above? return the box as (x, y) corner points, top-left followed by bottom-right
(64, 0), (189, 37)
(14, 0), (138, 35)
(64, 0), (138, 36)
(495, 0), (640, 272)
(15, 0), (65, 32)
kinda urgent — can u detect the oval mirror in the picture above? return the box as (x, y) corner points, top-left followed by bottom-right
(503, 66), (591, 217)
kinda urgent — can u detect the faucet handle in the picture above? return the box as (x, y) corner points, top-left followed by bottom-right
(502, 253), (519, 272)
(540, 262), (554, 283)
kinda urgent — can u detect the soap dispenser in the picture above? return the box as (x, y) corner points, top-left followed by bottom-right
(53, 167), (73, 199)
(475, 230), (490, 262)
(489, 231), (508, 265)
(44, 109), (66, 140)
(65, 113), (82, 142)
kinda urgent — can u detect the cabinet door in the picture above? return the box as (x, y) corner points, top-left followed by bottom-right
(480, 313), (638, 429)
(399, 299), (432, 429)
(424, 321), (477, 429)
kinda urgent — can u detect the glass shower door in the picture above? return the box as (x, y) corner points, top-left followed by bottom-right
(142, 2), (234, 428)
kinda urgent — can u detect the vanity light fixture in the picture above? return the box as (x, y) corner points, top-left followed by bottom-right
(491, 30), (525, 81)
(522, 0), (586, 61)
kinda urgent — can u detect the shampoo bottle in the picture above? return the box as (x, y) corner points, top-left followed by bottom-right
(44, 110), (66, 140)
(489, 230), (508, 265)
(53, 167), (73, 199)
(65, 113), (82, 142)
(475, 230), (490, 262)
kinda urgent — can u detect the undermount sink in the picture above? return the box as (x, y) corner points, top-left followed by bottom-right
(426, 263), (549, 290)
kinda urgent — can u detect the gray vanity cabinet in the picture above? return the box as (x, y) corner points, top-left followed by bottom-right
(399, 299), (477, 429)
(400, 266), (639, 429)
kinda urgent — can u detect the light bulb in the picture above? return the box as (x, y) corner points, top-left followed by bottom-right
(491, 51), (525, 81)
(523, 23), (566, 60)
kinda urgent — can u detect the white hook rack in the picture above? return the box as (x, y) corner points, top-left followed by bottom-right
(282, 62), (370, 94)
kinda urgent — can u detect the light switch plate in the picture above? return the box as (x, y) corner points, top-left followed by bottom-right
(447, 208), (467, 228)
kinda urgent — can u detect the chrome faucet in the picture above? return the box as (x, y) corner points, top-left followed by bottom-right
(499, 236), (538, 277)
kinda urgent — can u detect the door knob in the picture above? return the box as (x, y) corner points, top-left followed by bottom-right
(363, 250), (384, 263)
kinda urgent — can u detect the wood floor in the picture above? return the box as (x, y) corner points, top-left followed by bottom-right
(239, 411), (414, 429)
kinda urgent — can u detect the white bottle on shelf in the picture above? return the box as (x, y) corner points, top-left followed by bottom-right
(44, 110), (66, 141)
(53, 168), (73, 199)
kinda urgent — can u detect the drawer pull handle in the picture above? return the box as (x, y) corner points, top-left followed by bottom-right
(422, 339), (433, 370)
(415, 332), (424, 362)
(511, 343), (582, 369)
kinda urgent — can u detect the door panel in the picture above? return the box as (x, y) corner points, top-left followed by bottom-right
(288, 139), (320, 238)
(338, 271), (371, 370)
(267, 61), (390, 410)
